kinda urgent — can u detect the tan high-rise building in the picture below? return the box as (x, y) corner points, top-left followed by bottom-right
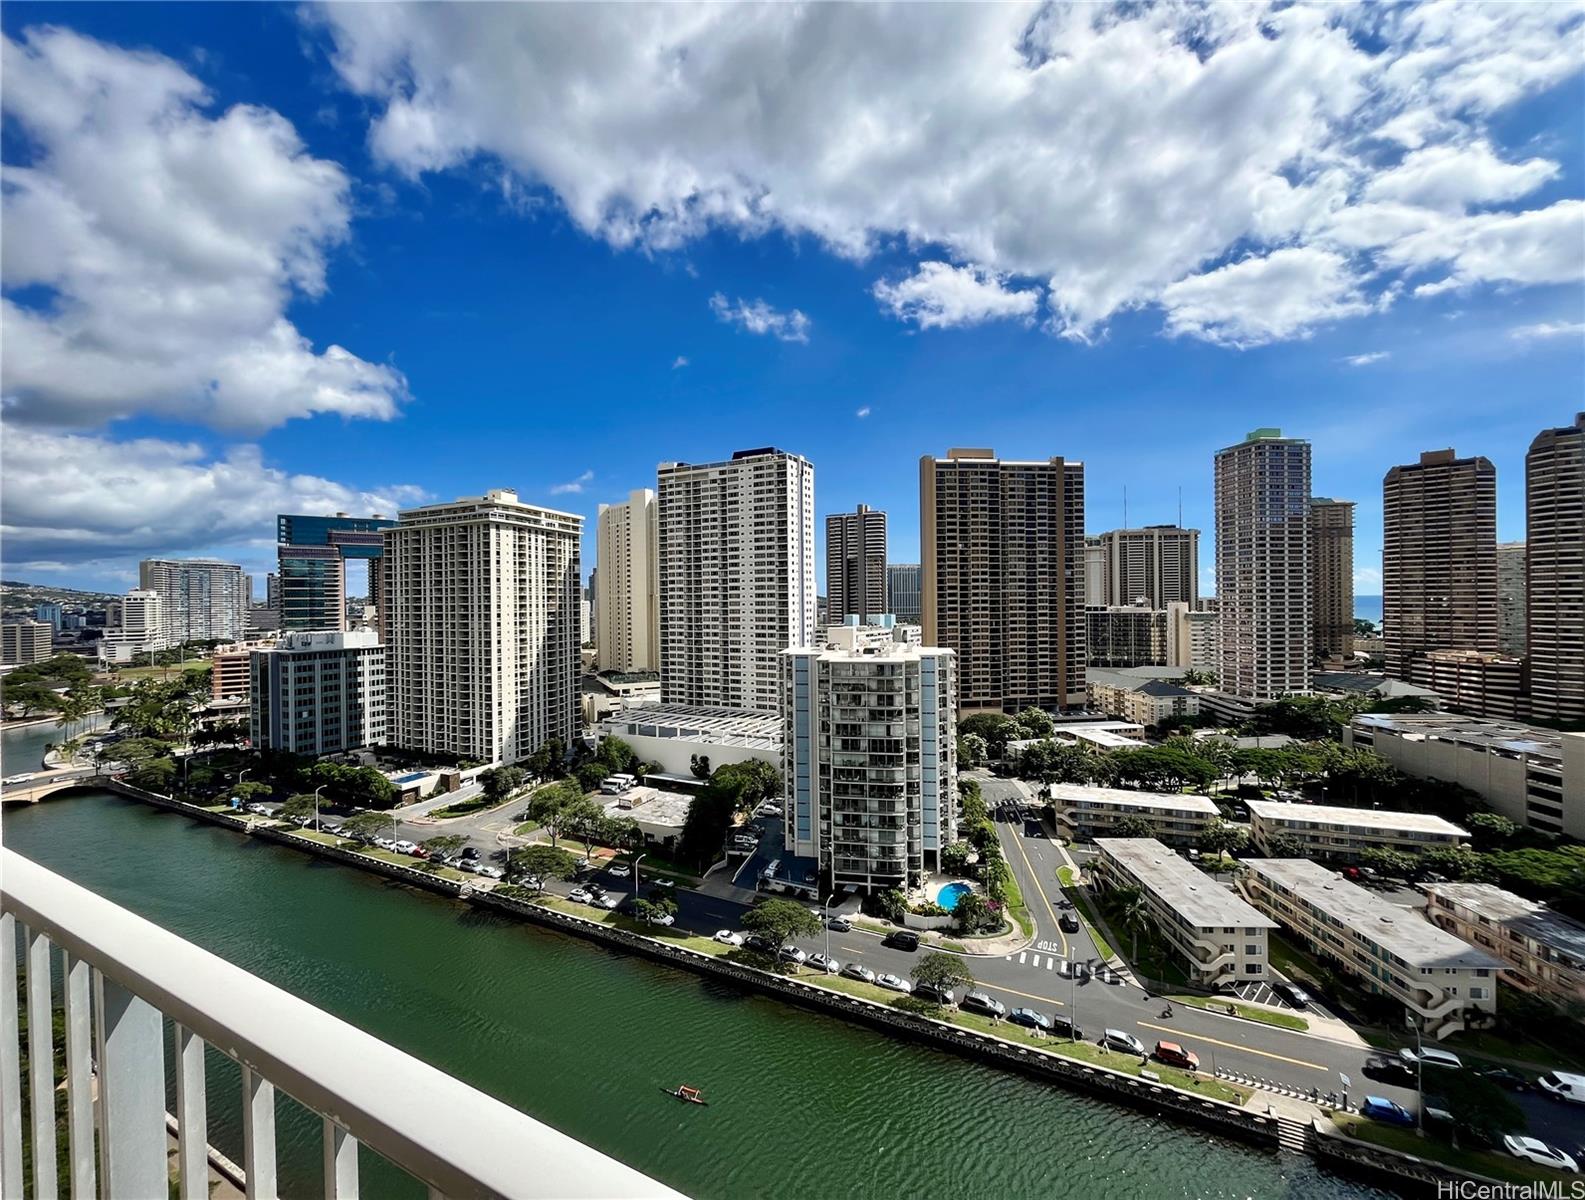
(825, 503), (887, 623)
(1526, 413), (1585, 724)
(921, 448), (1085, 714)
(1496, 542), (1527, 659)
(384, 489), (582, 765)
(1083, 538), (1107, 607)
(1309, 498), (1355, 663)
(1382, 449), (1498, 681)
(1215, 429), (1311, 700)
(1095, 526), (1199, 608)
(595, 489), (659, 673)
(657, 448), (816, 712)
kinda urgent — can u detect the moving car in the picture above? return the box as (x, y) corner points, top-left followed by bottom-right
(875, 973), (913, 994)
(1059, 912), (1081, 934)
(959, 992), (1006, 1019)
(713, 930), (744, 946)
(806, 953), (840, 974)
(840, 963), (877, 984)
(1100, 1029), (1145, 1055)
(1537, 1072), (1585, 1103)
(1055, 959), (1073, 978)
(1008, 1008), (1054, 1032)
(1272, 980), (1311, 1009)
(1363, 1054), (1416, 1086)
(1360, 1097), (1415, 1128)
(827, 916), (852, 933)
(882, 930), (921, 952)
(594, 894), (619, 910)
(1503, 1135), (1578, 1173)
(913, 983), (956, 1006)
(1399, 1047), (1462, 1071)
(1152, 1041), (1200, 1071)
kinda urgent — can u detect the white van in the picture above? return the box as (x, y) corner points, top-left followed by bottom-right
(1538, 1071), (1585, 1104)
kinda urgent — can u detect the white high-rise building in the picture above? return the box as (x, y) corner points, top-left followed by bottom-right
(595, 489), (660, 673)
(1215, 429), (1312, 700)
(250, 630), (387, 757)
(1167, 602), (1220, 673)
(98, 590), (168, 664)
(383, 489), (582, 765)
(784, 619), (956, 893)
(657, 448), (816, 712)
(138, 558), (248, 643)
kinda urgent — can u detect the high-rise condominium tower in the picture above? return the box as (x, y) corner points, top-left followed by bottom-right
(657, 448), (816, 712)
(277, 513), (397, 633)
(886, 564), (922, 625)
(595, 489), (659, 673)
(826, 504), (888, 623)
(138, 558), (248, 643)
(921, 448), (1086, 713)
(1382, 449), (1498, 679)
(383, 490), (581, 765)
(1496, 543), (1527, 660)
(1214, 429), (1311, 700)
(1526, 413), (1584, 724)
(1309, 498), (1356, 662)
(1095, 526), (1199, 607)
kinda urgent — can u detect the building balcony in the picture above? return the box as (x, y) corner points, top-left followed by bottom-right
(0, 850), (679, 1200)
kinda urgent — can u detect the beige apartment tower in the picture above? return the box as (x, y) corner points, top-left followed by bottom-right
(657, 448), (816, 712)
(1214, 429), (1311, 700)
(1382, 449), (1498, 680)
(595, 489), (660, 673)
(1496, 542), (1527, 659)
(1095, 526), (1199, 608)
(1309, 498), (1355, 662)
(921, 448), (1085, 714)
(1526, 414), (1585, 725)
(826, 503), (888, 623)
(383, 489), (582, 765)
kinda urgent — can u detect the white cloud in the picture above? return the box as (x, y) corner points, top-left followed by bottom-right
(1343, 351), (1391, 366)
(1510, 321), (1585, 341)
(314, 2), (1585, 347)
(0, 27), (407, 433)
(0, 427), (423, 571)
(1160, 249), (1372, 348)
(672, 355), (690, 369)
(873, 262), (1041, 330)
(1387, 200), (1585, 296)
(708, 294), (810, 343)
(549, 470), (594, 495)
(1354, 565), (1383, 592)
(856, 406), (871, 419)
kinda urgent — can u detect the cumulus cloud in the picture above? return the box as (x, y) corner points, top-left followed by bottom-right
(313, 2), (1585, 347)
(708, 294), (810, 343)
(0, 427), (423, 571)
(873, 262), (1040, 330)
(1343, 351), (1391, 366)
(0, 27), (407, 432)
(856, 406), (871, 419)
(549, 469), (594, 495)
(672, 355), (690, 369)
(1510, 321), (1585, 341)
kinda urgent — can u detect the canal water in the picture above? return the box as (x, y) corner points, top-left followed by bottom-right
(1, 786), (1392, 1199)
(1, 714), (110, 774)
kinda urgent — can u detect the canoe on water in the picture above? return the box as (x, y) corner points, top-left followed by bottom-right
(661, 1085), (708, 1106)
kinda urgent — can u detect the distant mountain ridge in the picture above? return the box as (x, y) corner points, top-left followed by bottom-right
(1, 579), (122, 607)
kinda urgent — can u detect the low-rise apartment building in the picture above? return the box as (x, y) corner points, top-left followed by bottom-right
(1241, 859), (1504, 1038)
(1423, 882), (1585, 1011)
(1052, 785), (1219, 845)
(1346, 712), (1583, 839)
(1244, 799), (1468, 860)
(1086, 673), (1200, 728)
(250, 630), (387, 757)
(1092, 838), (1275, 987)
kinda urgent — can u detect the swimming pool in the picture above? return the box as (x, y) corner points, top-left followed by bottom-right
(935, 881), (974, 911)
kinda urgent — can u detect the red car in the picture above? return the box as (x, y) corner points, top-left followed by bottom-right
(1153, 1041), (1200, 1071)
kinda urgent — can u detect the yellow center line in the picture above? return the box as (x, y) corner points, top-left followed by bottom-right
(1134, 1020), (1328, 1073)
(1005, 815), (1068, 958)
(977, 979), (1068, 1008)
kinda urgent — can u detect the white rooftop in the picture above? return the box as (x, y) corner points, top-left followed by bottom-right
(1245, 860), (1505, 971)
(1095, 839), (1276, 930)
(596, 704), (783, 751)
(1353, 711), (1565, 761)
(1050, 784), (1219, 815)
(1244, 800), (1468, 837)
(1425, 883), (1585, 964)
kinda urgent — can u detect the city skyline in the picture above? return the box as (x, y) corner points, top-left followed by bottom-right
(1, 5), (1581, 600)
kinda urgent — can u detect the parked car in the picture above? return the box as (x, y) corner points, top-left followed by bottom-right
(1153, 1041), (1200, 1071)
(644, 911), (675, 927)
(568, 888), (593, 904)
(1059, 912), (1081, 934)
(1100, 1029), (1145, 1056)
(455, 860), (478, 874)
(1008, 1008), (1054, 1032)
(594, 894), (618, 910)
(1537, 1072), (1585, 1103)
(374, 837), (396, 850)
(1048, 1015), (1083, 1040)
(876, 973), (913, 994)
(806, 953), (840, 974)
(1399, 1047), (1463, 1071)
(959, 992), (1006, 1019)
(778, 946), (807, 965)
(517, 874), (543, 891)
(1360, 1097), (1416, 1128)
(840, 962), (877, 984)
(714, 930), (744, 946)
(1476, 1067), (1529, 1091)
(476, 865), (504, 880)
(743, 934), (775, 954)
(1363, 1054), (1416, 1086)
(827, 916), (852, 933)
(609, 863), (631, 877)
(393, 840), (418, 854)
(913, 983), (956, 1006)
(1271, 980), (1311, 1009)
(882, 930), (921, 952)
(1503, 1135), (1578, 1173)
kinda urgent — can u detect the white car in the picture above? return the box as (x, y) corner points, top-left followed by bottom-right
(568, 888), (593, 903)
(393, 840), (419, 854)
(608, 864), (631, 877)
(876, 973), (913, 994)
(1537, 1071), (1585, 1103)
(806, 953), (840, 974)
(476, 866), (504, 880)
(594, 894), (618, 910)
(645, 912), (675, 927)
(1503, 1135), (1578, 1173)
(374, 837), (396, 850)
(840, 963), (877, 984)
(714, 930), (744, 946)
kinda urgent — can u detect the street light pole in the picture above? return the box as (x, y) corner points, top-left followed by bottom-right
(313, 784), (327, 832)
(1413, 1017), (1424, 1134)
(823, 893), (841, 966)
(633, 852), (647, 900)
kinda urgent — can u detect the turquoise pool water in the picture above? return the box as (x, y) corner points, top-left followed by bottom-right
(936, 881), (974, 910)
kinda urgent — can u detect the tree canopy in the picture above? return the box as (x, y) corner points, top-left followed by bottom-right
(910, 952), (974, 992)
(742, 899), (820, 951)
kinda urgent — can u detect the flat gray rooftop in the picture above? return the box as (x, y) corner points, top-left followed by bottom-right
(1244, 800), (1468, 837)
(1426, 882), (1585, 964)
(1051, 785), (1219, 815)
(1095, 838), (1276, 930)
(1353, 711), (1564, 760)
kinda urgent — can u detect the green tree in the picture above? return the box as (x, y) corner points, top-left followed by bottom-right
(480, 765), (527, 803)
(1197, 817), (1248, 858)
(954, 891), (994, 933)
(231, 781), (272, 805)
(575, 761), (612, 792)
(1437, 1069), (1525, 1143)
(940, 841), (975, 875)
(279, 793), (320, 824)
(1014, 706), (1054, 739)
(529, 781), (599, 849)
(340, 811), (397, 844)
(508, 844), (579, 887)
(712, 759), (781, 809)
(1264, 833), (1306, 858)
(874, 888), (908, 923)
(957, 733), (987, 769)
(678, 779), (736, 866)
(1464, 811), (1517, 849)
(4, 682), (64, 717)
(1109, 885), (1153, 961)
(423, 834), (469, 860)
(959, 778), (988, 826)
(910, 952), (974, 994)
(1360, 846), (1418, 878)
(596, 736), (639, 774)
(1352, 618), (1377, 637)
(1113, 815), (1153, 840)
(1421, 846), (1493, 882)
(1180, 668), (1217, 687)
(690, 753), (712, 780)
(958, 713), (1019, 759)
(742, 898), (821, 955)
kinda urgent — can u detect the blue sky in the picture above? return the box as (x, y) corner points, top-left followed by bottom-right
(3, 3), (1582, 599)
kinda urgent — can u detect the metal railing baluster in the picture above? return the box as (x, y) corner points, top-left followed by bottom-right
(0, 912), (23, 1200)
(324, 1118), (359, 1199)
(242, 1065), (278, 1200)
(63, 953), (95, 1198)
(175, 1023), (208, 1200)
(94, 970), (168, 1199)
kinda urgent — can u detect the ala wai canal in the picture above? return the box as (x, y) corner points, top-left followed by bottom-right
(2, 762), (1393, 1198)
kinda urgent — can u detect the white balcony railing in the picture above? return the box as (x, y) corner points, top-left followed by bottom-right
(0, 849), (682, 1199)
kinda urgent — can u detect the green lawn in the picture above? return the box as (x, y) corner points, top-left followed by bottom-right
(512, 820), (540, 837)
(997, 871), (1035, 937)
(1057, 865), (1079, 887)
(1333, 1116), (1564, 1185)
(528, 895), (730, 954)
(1174, 995), (1310, 1032)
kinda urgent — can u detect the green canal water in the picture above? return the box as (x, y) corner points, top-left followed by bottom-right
(1, 787), (1393, 1199)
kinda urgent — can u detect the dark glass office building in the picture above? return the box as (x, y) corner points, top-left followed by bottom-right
(276, 513), (397, 632)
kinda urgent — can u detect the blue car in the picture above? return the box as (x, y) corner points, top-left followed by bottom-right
(1361, 1096), (1415, 1128)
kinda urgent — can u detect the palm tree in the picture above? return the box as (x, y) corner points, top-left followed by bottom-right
(1113, 885), (1153, 963)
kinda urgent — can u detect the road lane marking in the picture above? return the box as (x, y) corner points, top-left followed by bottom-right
(1018, 952), (1027, 964)
(1134, 1021), (1327, 1073)
(1005, 812), (1069, 958)
(978, 980), (1068, 1008)
(1046, 958), (1054, 970)
(1030, 953), (1040, 968)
